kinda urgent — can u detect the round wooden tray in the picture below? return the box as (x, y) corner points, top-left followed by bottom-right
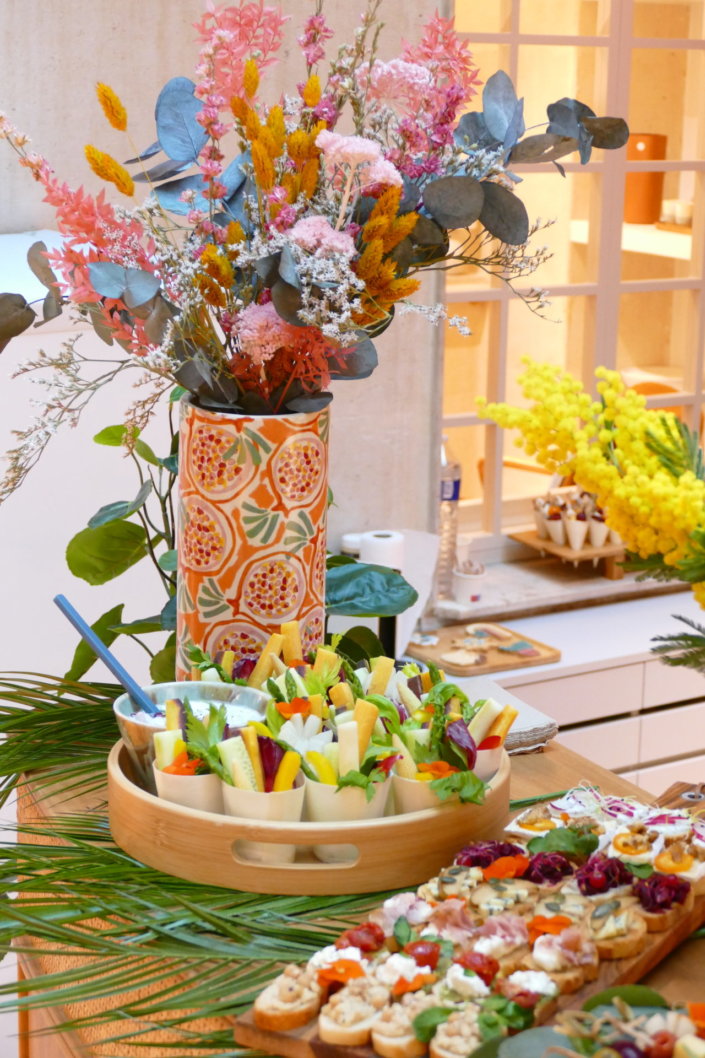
(107, 741), (511, 895)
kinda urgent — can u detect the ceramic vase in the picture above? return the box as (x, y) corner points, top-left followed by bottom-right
(176, 397), (329, 677)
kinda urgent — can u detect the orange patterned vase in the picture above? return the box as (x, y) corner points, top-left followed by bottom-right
(176, 397), (329, 678)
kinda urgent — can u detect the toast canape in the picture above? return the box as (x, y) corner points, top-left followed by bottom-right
(370, 892), (435, 944)
(253, 963), (323, 1031)
(532, 889), (592, 926)
(608, 822), (663, 864)
(520, 926), (589, 995)
(417, 864), (485, 903)
(523, 851), (575, 889)
(428, 1006), (483, 1058)
(370, 990), (443, 1058)
(641, 808), (693, 840)
(587, 897), (648, 959)
(632, 873), (695, 932)
(425, 898), (481, 947)
(566, 853), (635, 903)
(505, 803), (563, 837)
(469, 877), (538, 918)
(317, 976), (391, 1046)
(654, 836), (705, 895)
(469, 912), (530, 974)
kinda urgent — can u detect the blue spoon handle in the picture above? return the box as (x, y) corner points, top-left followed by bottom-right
(53, 594), (160, 716)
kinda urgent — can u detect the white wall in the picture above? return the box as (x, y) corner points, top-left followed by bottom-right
(0, 1), (444, 677)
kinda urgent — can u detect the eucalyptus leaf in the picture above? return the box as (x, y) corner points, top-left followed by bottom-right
(124, 269), (161, 310)
(144, 293), (178, 345)
(150, 644), (177, 683)
(329, 339), (378, 381)
(41, 289), (63, 323)
(423, 175), (484, 230)
(0, 293), (36, 342)
(498, 1028), (568, 1058)
(278, 244), (301, 289)
(27, 240), (60, 290)
(325, 562), (418, 617)
(88, 261), (129, 300)
(271, 277), (305, 325)
(253, 253), (281, 285)
(508, 132), (577, 164)
(479, 181), (530, 245)
(84, 304), (115, 345)
(286, 392), (334, 413)
(583, 115), (630, 150)
(454, 111), (500, 152)
(155, 173), (209, 215)
(65, 521), (149, 585)
(87, 480), (152, 528)
(155, 76), (208, 163)
(132, 158), (193, 183)
(123, 140), (161, 164)
(64, 604), (124, 682)
(483, 71), (523, 142)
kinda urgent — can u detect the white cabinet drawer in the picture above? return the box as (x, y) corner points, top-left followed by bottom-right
(557, 715), (641, 771)
(506, 664), (643, 726)
(640, 700), (705, 763)
(643, 659), (705, 707)
(635, 753), (705, 797)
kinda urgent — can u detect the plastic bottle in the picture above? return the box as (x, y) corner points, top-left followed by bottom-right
(436, 435), (462, 599)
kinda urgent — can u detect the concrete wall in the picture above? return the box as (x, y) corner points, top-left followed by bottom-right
(0, 1), (444, 679)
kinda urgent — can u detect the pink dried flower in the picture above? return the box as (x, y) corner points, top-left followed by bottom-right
(288, 216), (356, 257)
(316, 130), (382, 169)
(193, 2), (288, 102)
(297, 12), (334, 67)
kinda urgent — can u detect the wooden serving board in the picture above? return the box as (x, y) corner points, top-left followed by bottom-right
(510, 529), (625, 581)
(407, 622), (560, 677)
(233, 781), (705, 1058)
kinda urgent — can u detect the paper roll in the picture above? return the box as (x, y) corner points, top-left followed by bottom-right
(359, 530), (405, 570)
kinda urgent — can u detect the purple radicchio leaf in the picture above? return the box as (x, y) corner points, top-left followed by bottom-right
(258, 736), (285, 792)
(445, 719), (477, 771)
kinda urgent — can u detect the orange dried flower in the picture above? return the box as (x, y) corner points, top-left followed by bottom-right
(84, 145), (134, 196)
(243, 58), (260, 99)
(95, 83), (127, 131)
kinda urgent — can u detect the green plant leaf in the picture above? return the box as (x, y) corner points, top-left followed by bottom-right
(412, 1006), (455, 1043)
(582, 985), (669, 1011)
(87, 480), (153, 529)
(526, 826), (598, 861)
(149, 644), (177, 683)
(158, 549), (178, 572)
(134, 438), (160, 466)
(93, 424), (133, 446)
(498, 1027), (568, 1058)
(160, 595), (177, 631)
(64, 604), (124, 681)
(109, 616), (163, 634)
(66, 521), (149, 585)
(325, 562), (418, 617)
(333, 626), (385, 664)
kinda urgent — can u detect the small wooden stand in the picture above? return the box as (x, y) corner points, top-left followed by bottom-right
(510, 529), (625, 580)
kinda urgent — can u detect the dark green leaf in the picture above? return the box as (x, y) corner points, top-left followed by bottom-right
(509, 132), (577, 164)
(334, 627), (385, 666)
(582, 985), (668, 1011)
(160, 595), (177, 631)
(328, 339), (378, 381)
(325, 563), (418, 617)
(430, 770), (486, 804)
(159, 453), (179, 474)
(169, 385), (187, 402)
(467, 1038), (503, 1058)
(393, 916), (412, 948)
(412, 1006), (455, 1044)
(87, 481), (153, 528)
(65, 521), (149, 585)
(271, 278), (305, 326)
(109, 617), (163, 634)
(624, 861), (654, 878)
(526, 826), (598, 861)
(423, 176), (484, 230)
(64, 604), (124, 681)
(479, 182), (530, 245)
(326, 554), (358, 568)
(149, 644), (177, 683)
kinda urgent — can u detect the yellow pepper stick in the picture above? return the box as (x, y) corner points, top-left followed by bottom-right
(485, 705), (519, 744)
(306, 750), (337, 784)
(247, 632), (284, 687)
(273, 750), (302, 792)
(220, 650), (236, 678)
(280, 620), (303, 665)
(353, 698), (379, 760)
(329, 682), (354, 709)
(240, 726), (265, 791)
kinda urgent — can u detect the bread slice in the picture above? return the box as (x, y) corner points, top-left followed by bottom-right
(371, 991), (439, 1058)
(253, 964), (322, 1031)
(588, 901), (648, 959)
(634, 886), (695, 933)
(469, 879), (538, 918)
(317, 978), (390, 1046)
(429, 1007), (482, 1058)
(519, 955), (584, 995)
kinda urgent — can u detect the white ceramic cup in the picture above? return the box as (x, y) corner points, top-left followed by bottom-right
(452, 568), (486, 605)
(304, 777), (390, 862)
(152, 763), (224, 815)
(221, 777), (305, 864)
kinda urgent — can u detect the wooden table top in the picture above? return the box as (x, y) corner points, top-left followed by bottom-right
(16, 741), (704, 1058)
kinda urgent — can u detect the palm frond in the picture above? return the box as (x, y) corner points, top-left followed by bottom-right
(646, 415), (705, 480)
(620, 552), (685, 582)
(650, 613), (705, 672)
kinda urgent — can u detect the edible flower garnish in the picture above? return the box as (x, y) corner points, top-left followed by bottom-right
(418, 761), (460, 780)
(391, 972), (436, 997)
(275, 696), (311, 719)
(526, 913), (572, 946)
(162, 751), (204, 776)
(278, 713), (332, 756)
(317, 959), (366, 989)
(482, 853), (530, 881)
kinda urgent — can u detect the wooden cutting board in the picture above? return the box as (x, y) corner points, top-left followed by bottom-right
(406, 621), (561, 676)
(233, 781), (705, 1058)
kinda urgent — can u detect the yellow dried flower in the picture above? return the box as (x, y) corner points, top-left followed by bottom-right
(200, 244), (234, 289)
(267, 105), (286, 154)
(226, 221), (246, 244)
(251, 139), (275, 191)
(287, 130), (310, 166)
(300, 157), (320, 199)
(368, 186), (403, 224)
(84, 145), (134, 196)
(243, 58), (260, 99)
(258, 126), (280, 161)
(231, 96), (249, 124)
(354, 238), (384, 283)
(382, 211), (419, 253)
(302, 75), (321, 108)
(95, 83), (127, 131)
(196, 273), (226, 308)
(244, 108), (262, 142)
(281, 172), (300, 203)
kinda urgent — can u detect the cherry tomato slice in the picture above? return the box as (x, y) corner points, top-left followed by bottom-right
(402, 940), (441, 970)
(335, 922), (385, 952)
(452, 950), (499, 985)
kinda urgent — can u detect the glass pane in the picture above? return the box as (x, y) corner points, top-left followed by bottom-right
(517, 169), (601, 285)
(633, 0), (705, 39)
(520, 0), (611, 36)
(443, 300), (494, 410)
(460, 43), (510, 95)
(620, 172), (699, 280)
(616, 288), (699, 393)
(444, 423), (486, 504)
(517, 44), (609, 118)
(506, 295), (594, 400)
(454, 0), (512, 34)
(628, 49), (701, 153)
